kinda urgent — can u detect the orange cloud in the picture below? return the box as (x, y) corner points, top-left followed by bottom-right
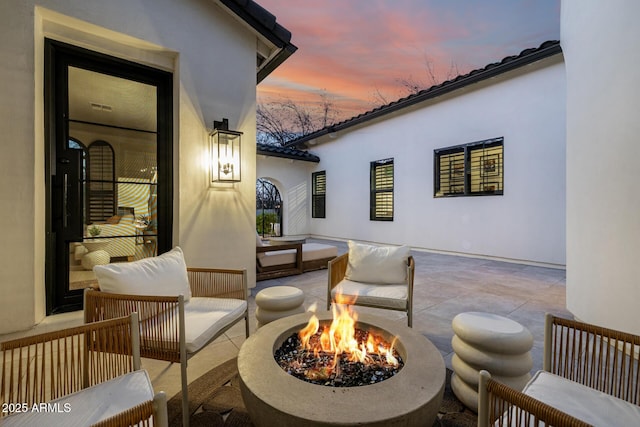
(257, 0), (559, 120)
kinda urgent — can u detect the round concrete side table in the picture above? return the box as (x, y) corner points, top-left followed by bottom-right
(450, 312), (533, 412)
(255, 286), (305, 328)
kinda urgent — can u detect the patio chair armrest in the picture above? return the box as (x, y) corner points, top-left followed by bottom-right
(407, 256), (415, 281)
(84, 289), (183, 363)
(328, 253), (348, 291)
(90, 391), (168, 427)
(478, 370), (591, 427)
(187, 267), (248, 300)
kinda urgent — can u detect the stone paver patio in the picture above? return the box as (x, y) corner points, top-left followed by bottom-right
(0, 238), (570, 401)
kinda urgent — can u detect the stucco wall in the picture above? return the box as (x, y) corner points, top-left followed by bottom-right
(0, 0), (258, 334)
(257, 156), (315, 236)
(256, 156), (316, 236)
(562, 1), (640, 334)
(300, 58), (566, 267)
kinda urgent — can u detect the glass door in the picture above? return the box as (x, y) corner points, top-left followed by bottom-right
(67, 67), (159, 292)
(46, 40), (172, 314)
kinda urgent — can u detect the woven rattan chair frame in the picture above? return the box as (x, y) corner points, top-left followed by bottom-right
(478, 314), (640, 427)
(0, 314), (168, 425)
(327, 253), (415, 327)
(84, 267), (249, 427)
(543, 313), (640, 404)
(478, 370), (592, 427)
(90, 391), (168, 427)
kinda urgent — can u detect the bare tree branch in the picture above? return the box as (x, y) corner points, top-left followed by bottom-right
(369, 52), (462, 108)
(257, 92), (340, 146)
(369, 86), (390, 108)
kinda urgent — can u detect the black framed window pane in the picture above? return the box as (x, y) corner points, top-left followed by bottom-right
(434, 138), (503, 197)
(370, 159), (394, 221)
(312, 171), (326, 218)
(469, 143), (503, 194)
(436, 149), (465, 196)
(375, 192), (393, 219)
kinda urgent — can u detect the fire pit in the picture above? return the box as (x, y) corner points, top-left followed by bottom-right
(238, 311), (445, 427)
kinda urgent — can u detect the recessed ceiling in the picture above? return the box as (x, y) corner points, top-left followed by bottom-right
(68, 67), (157, 132)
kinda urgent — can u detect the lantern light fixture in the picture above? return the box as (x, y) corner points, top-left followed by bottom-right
(210, 118), (242, 183)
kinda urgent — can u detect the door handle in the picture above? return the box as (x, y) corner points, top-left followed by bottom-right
(63, 173), (68, 228)
(57, 150), (83, 241)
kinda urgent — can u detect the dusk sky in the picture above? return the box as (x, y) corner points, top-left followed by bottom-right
(257, 0), (560, 120)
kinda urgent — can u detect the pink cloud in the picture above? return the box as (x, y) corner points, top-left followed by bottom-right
(256, 0), (559, 119)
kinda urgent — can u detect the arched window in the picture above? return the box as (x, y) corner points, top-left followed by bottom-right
(68, 137), (87, 180)
(256, 178), (282, 237)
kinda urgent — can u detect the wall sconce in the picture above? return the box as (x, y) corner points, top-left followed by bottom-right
(210, 118), (242, 182)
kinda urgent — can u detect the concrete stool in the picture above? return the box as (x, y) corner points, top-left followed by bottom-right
(450, 312), (533, 412)
(255, 286), (305, 327)
(81, 249), (110, 270)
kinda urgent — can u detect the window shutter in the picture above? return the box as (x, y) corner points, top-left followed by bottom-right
(370, 159), (394, 221)
(312, 171), (326, 218)
(87, 140), (115, 223)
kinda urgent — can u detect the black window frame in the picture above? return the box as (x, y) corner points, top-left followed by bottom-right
(370, 158), (394, 221)
(434, 137), (504, 197)
(312, 170), (326, 219)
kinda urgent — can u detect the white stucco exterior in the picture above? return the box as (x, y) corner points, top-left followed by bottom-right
(257, 155), (316, 237)
(562, 1), (640, 335)
(261, 55), (566, 267)
(0, 0), (266, 334)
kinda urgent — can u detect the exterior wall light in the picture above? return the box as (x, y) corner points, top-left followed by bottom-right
(210, 118), (242, 182)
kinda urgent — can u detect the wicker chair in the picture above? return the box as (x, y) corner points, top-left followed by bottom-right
(0, 314), (168, 427)
(327, 252), (415, 327)
(84, 267), (249, 427)
(478, 314), (640, 427)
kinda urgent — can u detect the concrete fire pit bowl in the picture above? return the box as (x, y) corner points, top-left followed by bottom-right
(238, 311), (445, 427)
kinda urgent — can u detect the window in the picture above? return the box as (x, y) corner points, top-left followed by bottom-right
(312, 171), (326, 218)
(434, 137), (503, 197)
(370, 158), (394, 221)
(87, 140), (116, 222)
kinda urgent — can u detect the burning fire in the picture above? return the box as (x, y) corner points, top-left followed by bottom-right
(298, 298), (399, 378)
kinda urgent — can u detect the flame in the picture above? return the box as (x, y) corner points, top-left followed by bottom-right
(298, 294), (399, 378)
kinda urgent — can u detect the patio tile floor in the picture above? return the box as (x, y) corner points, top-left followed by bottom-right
(1, 238), (571, 401)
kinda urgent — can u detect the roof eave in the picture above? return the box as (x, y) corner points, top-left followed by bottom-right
(287, 41), (562, 148)
(257, 43), (297, 83)
(257, 149), (319, 163)
(216, 0), (297, 82)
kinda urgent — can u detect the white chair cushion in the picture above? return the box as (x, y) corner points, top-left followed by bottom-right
(515, 370), (640, 426)
(302, 243), (338, 260)
(257, 247), (295, 267)
(345, 241), (410, 284)
(143, 297), (247, 354)
(2, 370), (153, 427)
(160, 297), (247, 353)
(94, 246), (192, 301)
(182, 297), (247, 353)
(332, 279), (408, 310)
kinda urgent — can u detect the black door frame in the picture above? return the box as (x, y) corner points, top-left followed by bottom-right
(44, 39), (173, 314)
